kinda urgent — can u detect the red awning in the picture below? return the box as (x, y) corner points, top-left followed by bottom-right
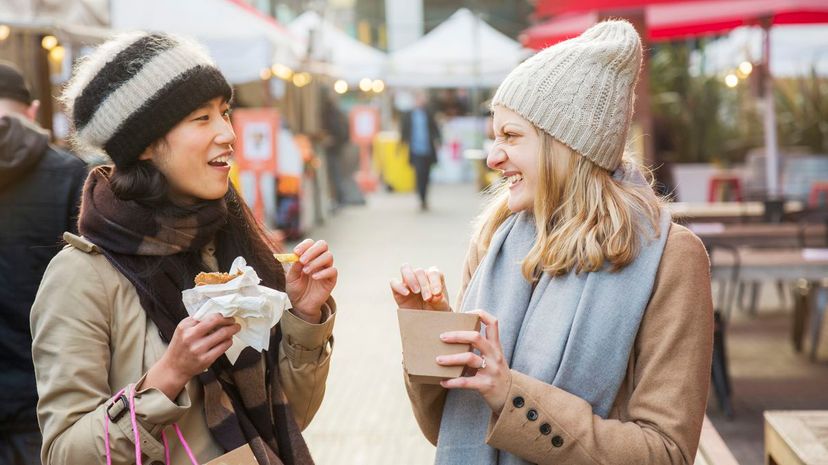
(524, 0), (828, 49)
(536, 0), (704, 17)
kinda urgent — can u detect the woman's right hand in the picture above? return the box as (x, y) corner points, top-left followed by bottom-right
(390, 264), (451, 311)
(145, 314), (240, 400)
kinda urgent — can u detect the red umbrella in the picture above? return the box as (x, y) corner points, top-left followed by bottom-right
(523, 0), (828, 48)
(522, 0), (828, 198)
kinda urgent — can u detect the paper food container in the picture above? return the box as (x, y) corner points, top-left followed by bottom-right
(397, 308), (481, 385)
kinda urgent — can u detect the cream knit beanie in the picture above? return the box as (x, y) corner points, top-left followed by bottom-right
(492, 20), (642, 172)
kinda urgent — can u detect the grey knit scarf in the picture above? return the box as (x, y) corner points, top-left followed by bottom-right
(435, 166), (672, 465)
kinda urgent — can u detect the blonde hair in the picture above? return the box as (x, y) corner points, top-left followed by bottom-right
(474, 129), (664, 280)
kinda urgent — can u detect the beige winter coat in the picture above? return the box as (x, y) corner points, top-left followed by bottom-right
(31, 233), (335, 465)
(405, 223), (714, 465)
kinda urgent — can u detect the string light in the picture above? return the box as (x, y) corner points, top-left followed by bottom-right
(738, 61), (753, 76)
(334, 79), (348, 94)
(371, 79), (385, 93)
(41, 35), (58, 50)
(271, 63), (293, 80)
(292, 72), (312, 87)
(48, 45), (65, 64)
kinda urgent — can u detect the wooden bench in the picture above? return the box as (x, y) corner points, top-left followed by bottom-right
(696, 415), (741, 465)
(765, 411), (828, 465)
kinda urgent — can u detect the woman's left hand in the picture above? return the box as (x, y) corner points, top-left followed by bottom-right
(437, 310), (512, 414)
(285, 239), (337, 323)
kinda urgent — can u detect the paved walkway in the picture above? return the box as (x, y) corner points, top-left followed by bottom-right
(301, 183), (482, 465)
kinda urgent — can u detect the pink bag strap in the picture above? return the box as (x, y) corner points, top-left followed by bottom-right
(104, 385), (199, 465)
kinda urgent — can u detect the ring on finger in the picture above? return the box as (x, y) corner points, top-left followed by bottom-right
(479, 355), (487, 370)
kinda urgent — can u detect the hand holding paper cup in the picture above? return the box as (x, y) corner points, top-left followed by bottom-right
(392, 264), (480, 384)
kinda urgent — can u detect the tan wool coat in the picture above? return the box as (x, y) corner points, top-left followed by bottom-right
(405, 223), (714, 465)
(31, 233), (335, 465)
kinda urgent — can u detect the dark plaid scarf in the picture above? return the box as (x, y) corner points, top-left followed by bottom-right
(78, 166), (313, 465)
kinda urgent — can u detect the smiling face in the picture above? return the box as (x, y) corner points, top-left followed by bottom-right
(139, 96), (235, 204)
(487, 105), (542, 212)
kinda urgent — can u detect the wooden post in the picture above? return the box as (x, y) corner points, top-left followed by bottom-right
(34, 33), (53, 133)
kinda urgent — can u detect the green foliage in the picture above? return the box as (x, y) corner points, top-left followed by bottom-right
(648, 41), (827, 165)
(775, 70), (828, 154)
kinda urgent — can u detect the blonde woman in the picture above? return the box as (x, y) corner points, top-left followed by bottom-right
(391, 20), (713, 465)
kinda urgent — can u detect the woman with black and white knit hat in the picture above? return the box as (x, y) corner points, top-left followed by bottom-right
(31, 32), (336, 465)
(392, 20), (713, 464)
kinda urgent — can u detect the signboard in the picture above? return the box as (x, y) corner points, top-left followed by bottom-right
(232, 108), (280, 173)
(349, 106), (380, 146)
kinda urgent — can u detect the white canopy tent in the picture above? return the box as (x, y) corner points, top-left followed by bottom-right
(288, 11), (386, 85)
(387, 8), (530, 88)
(0, 0), (109, 29)
(110, 0), (303, 84)
(0, 0), (112, 45)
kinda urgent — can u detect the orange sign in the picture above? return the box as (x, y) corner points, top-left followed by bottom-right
(232, 108), (279, 173)
(349, 106), (379, 146)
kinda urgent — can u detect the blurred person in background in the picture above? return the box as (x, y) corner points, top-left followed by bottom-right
(0, 60), (87, 465)
(321, 91), (350, 210)
(401, 91), (441, 211)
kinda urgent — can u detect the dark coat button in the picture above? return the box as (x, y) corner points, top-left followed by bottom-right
(552, 435), (564, 447)
(540, 423), (552, 435)
(512, 396), (525, 408)
(526, 408), (538, 421)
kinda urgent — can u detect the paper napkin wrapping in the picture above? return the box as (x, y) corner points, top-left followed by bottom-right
(182, 257), (290, 364)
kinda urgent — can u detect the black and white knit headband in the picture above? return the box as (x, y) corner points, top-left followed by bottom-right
(64, 32), (232, 168)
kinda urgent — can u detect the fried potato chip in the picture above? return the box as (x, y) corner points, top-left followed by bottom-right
(273, 253), (299, 264)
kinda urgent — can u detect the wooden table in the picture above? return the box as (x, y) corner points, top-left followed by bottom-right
(765, 411), (828, 465)
(669, 201), (805, 223)
(707, 249), (828, 419)
(710, 248), (828, 282)
(691, 223), (827, 249)
(710, 247), (828, 361)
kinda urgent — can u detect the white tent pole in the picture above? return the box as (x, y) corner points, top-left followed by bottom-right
(762, 19), (780, 199)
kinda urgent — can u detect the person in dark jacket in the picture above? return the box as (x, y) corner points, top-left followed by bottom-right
(321, 92), (351, 208)
(400, 91), (441, 211)
(0, 60), (87, 465)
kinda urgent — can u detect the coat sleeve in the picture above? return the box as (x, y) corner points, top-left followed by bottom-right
(31, 248), (195, 465)
(403, 236), (484, 445)
(484, 226), (714, 465)
(277, 298), (336, 430)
